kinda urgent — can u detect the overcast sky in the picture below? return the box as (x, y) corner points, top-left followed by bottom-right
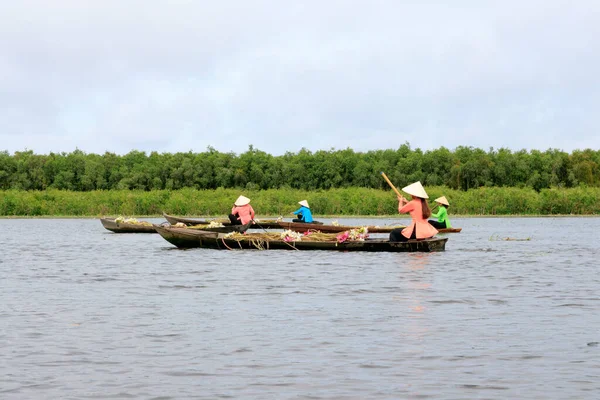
(1, 0), (598, 156)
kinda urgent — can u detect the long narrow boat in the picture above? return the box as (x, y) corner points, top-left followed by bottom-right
(154, 225), (448, 252)
(160, 222), (252, 234)
(162, 212), (284, 229)
(433, 227), (462, 233)
(162, 213), (215, 226)
(163, 213), (461, 234)
(278, 221), (461, 234)
(101, 217), (157, 233)
(101, 217), (252, 234)
(162, 212), (324, 230)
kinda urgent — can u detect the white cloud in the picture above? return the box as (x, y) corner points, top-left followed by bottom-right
(1, 0), (599, 155)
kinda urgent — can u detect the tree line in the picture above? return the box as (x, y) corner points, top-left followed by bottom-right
(1, 144), (599, 192)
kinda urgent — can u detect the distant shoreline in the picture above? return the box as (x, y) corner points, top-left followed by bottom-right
(1, 214), (598, 219)
(2, 187), (599, 216)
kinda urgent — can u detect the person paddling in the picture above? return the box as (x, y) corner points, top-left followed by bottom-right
(428, 196), (452, 229)
(229, 195), (255, 225)
(389, 181), (438, 242)
(291, 200), (313, 223)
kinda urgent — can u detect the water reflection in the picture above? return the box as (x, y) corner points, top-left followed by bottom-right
(399, 254), (433, 343)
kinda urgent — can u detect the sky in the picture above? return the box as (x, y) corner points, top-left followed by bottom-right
(1, 0), (599, 156)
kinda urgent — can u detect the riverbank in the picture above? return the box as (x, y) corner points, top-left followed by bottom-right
(1, 186), (599, 216)
(1, 214), (599, 219)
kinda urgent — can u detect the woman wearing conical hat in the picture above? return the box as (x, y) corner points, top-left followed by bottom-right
(389, 181), (438, 242)
(229, 195), (255, 225)
(428, 196), (452, 229)
(291, 200), (313, 223)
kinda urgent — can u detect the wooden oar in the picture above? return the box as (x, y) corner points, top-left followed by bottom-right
(380, 172), (402, 197)
(251, 219), (269, 234)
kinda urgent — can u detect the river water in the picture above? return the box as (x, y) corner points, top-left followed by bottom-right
(1, 217), (599, 399)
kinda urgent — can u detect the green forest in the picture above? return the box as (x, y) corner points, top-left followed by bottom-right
(1, 145), (599, 216)
(1, 144), (599, 191)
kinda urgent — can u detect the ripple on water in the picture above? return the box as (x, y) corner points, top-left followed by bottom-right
(1, 217), (600, 399)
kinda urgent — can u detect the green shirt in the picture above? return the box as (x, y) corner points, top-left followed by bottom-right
(431, 206), (451, 228)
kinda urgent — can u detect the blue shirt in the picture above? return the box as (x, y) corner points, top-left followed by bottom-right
(292, 206), (313, 223)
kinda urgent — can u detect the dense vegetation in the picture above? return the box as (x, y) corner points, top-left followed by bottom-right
(1, 187), (599, 217)
(1, 144), (599, 192)
(1, 145), (598, 216)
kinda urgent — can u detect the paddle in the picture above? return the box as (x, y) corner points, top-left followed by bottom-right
(251, 219), (269, 234)
(380, 172), (404, 199)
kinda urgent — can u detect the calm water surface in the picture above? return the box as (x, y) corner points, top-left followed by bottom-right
(1, 217), (599, 399)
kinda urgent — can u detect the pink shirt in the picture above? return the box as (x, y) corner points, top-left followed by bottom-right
(399, 199), (438, 239)
(231, 204), (255, 225)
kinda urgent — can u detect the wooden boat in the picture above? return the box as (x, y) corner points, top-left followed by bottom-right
(101, 217), (252, 234)
(278, 221), (461, 234)
(100, 217), (156, 233)
(163, 213), (461, 234)
(277, 221), (402, 233)
(435, 227), (461, 233)
(154, 225), (448, 252)
(162, 212), (282, 229)
(162, 213), (215, 226)
(157, 221), (252, 234)
(162, 212), (323, 230)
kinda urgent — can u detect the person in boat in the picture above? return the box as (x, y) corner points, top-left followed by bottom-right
(291, 200), (313, 223)
(389, 181), (438, 242)
(428, 196), (452, 229)
(229, 195), (255, 226)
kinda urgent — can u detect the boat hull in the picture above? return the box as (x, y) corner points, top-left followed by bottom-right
(100, 218), (156, 233)
(154, 226), (448, 252)
(160, 213), (460, 234)
(101, 217), (252, 234)
(163, 213), (214, 226)
(279, 221), (461, 234)
(155, 222), (252, 234)
(162, 213), (285, 229)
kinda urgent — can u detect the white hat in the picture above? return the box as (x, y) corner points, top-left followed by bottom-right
(234, 195), (251, 206)
(298, 200), (310, 208)
(434, 196), (449, 206)
(402, 181), (429, 199)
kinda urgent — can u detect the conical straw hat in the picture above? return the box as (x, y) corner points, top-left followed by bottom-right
(434, 196), (449, 206)
(298, 200), (310, 208)
(401, 181), (429, 198)
(234, 195), (251, 206)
